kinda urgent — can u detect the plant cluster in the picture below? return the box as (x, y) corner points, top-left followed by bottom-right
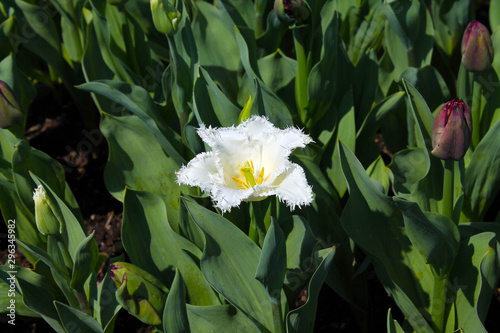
(1, 0), (500, 332)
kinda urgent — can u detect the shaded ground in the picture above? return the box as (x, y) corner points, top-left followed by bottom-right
(1, 83), (499, 332)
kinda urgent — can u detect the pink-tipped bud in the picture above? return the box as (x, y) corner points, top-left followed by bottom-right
(461, 21), (494, 72)
(431, 99), (472, 161)
(274, 0), (311, 25)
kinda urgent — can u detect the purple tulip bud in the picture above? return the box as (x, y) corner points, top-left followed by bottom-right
(274, 0), (311, 25)
(431, 99), (472, 161)
(461, 21), (494, 72)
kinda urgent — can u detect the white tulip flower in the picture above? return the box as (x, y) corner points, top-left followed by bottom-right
(176, 116), (313, 212)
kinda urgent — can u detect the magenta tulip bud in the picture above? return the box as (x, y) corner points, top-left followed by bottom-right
(274, 0), (310, 25)
(431, 99), (472, 161)
(461, 21), (494, 72)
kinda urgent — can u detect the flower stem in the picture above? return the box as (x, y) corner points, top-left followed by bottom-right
(442, 160), (455, 221)
(430, 275), (447, 333)
(293, 28), (310, 126)
(271, 297), (285, 333)
(471, 73), (482, 150)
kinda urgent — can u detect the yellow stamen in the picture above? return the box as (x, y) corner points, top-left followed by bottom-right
(232, 159), (265, 189)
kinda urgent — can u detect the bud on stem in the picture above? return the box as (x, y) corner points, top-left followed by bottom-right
(461, 21), (494, 72)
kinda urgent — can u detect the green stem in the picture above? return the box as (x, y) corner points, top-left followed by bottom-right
(293, 28), (310, 126)
(271, 298), (285, 333)
(442, 160), (454, 220)
(430, 275), (447, 333)
(76, 288), (92, 316)
(471, 73), (482, 150)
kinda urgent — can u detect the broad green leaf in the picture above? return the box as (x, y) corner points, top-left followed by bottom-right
(234, 26), (293, 127)
(432, 0), (472, 56)
(97, 255), (123, 330)
(71, 232), (99, 289)
(394, 198), (460, 276)
(492, 0), (500, 31)
(286, 247), (336, 333)
(183, 197), (273, 332)
(186, 304), (260, 332)
(13, 0), (68, 83)
(306, 12), (353, 128)
(99, 112), (182, 231)
(255, 218), (287, 302)
(55, 301), (104, 333)
(462, 119), (500, 221)
(446, 232), (499, 332)
(163, 269), (190, 333)
(192, 66), (240, 127)
(7, 266), (65, 332)
(339, 142), (433, 332)
(257, 49), (297, 110)
(0, 268), (39, 317)
(366, 156), (391, 195)
(192, 2), (241, 100)
(17, 238), (70, 281)
(122, 189), (218, 306)
(77, 80), (185, 166)
(353, 50), (379, 127)
(214, 0), (255, 31)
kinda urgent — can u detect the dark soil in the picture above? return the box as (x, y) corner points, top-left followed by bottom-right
(1, 82), (499, 333)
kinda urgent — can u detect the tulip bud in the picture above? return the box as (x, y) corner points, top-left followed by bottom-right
(0, 81), (23, 129)
(32, 185), (63, 235)
(150, 0), (180, 36)
(461, 21), (494, 72)
(110, 262), (168, 325)
(431, 99), (472, 161)
(274, 0), (311, 25)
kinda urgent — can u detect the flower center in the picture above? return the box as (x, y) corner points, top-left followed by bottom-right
(232, 160), (264, 189)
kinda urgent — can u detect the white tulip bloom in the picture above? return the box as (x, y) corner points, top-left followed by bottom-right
(176, 116), (313, 212)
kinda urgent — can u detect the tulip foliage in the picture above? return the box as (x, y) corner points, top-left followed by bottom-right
(0, 0), (500, 332)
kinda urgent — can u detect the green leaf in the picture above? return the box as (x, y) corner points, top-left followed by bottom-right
(183, 197), (273, 332)
(186, 304), (260, 332)
(214, 0), (255, 31)
(255, 218), (287, 302)
(306, 12), (353, 127)
(77, 80), (185, 166)
(99, 112), (183, 231)
(394, 198), (460, 276)
(462, 119), (500, 221)
(387, 308), (405, 333)
(16, 239), (70, 281)
(446, 232), (499, 332)
(71, 232), (99, 289)
(0, 268), (39, 317)
(163, 269), (190, 333)
(6, 266), (65, 332)
(286, 247), (336, 333)
(366, 156), (391, 195)
(122, 189), (218, 306)
(55, 301), (104, 333)
(192, 66), (240, 127)
(97, 255), (123, 330)
(234, 26), (293, 127)
(338, 142), (433, 332)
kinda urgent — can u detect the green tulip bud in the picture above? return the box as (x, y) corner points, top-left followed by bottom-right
(32, 185), (63, 235)
(110, 262), (168, 325)
(431, 99), (472, 161)
(274, 0), (311, 25)
(461, 21), (494, 72)
(150, 0), (180, 36)
(0, 80), (23, 129)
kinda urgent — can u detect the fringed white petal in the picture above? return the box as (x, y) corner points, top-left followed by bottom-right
(176, 152), (221, 193)
(211, 186), (254, 212)
(271, 163), (313, 210)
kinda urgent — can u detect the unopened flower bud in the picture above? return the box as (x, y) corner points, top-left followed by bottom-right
(461, 21), (494, 72)
(274, 0), (311, 25)
(431, 99), (472, 161)
(0, 81), (23, 129)
(110, 262), (168, 325)
(150, 0), (180, 36)
(32, 185), (62, 235)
